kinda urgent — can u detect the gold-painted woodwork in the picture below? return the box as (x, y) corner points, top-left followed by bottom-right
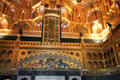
(0, 0), (120, 76)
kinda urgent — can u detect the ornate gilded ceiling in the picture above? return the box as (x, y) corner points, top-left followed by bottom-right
(0, 0), (120, 42)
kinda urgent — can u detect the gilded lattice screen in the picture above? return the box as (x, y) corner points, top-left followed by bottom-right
(42, 9), (60, 42)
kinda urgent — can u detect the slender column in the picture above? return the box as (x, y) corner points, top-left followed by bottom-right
(112, 45), (119, 65)
(13, 34), (20, 75)
(111, 26), (120, 66)
(102, 50), (106, 69)
(85, 52), (87, 70)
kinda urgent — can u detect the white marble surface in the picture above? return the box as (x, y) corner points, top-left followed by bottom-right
(35, 76), (65, 80)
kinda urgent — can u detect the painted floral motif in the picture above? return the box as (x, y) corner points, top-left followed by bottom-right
(18, 53), (80, 70)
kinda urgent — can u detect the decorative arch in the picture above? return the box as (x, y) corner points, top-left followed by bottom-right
(87, 9), (102, 22)
(13, 21), (30, 30)
(34, 18), (43, 31)
(72, 78), (78, 80)
(0, 16), (8, 29)
(73, 24), (88, 33)
(22, 77), (28, 80)
(18, 52), (81, 70)
(0, 3), (4, 12)
(7, 7), (15, 17)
